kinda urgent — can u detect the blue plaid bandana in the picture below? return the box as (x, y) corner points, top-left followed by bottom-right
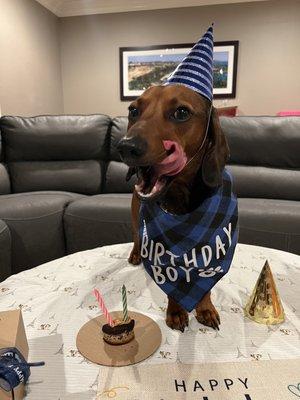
(139, 169), (238, 312)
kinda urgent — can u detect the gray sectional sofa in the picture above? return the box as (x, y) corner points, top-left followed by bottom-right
(0, 114), (299, 281)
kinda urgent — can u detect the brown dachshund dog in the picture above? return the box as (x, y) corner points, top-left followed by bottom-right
(117, 84), (229, 332)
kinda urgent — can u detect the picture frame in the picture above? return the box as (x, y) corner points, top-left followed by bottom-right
(119, 41), (239, 101)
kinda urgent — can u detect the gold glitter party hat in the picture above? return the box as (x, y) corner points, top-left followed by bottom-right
(244, 260), (285, 325)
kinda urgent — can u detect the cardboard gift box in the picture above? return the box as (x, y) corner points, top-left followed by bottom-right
(0, 309), (29, 400)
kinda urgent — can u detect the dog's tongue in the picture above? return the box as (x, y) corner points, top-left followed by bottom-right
(155, 140), (187, 176)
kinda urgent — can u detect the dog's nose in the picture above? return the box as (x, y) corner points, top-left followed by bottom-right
(117, 137), (147, 163)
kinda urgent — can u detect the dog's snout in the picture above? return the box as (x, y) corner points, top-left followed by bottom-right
(117, 137), (147, 163)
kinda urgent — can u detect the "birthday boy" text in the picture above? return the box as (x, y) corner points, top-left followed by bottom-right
(141, 222), (232, 284)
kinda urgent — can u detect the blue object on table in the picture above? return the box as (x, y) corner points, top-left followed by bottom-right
(0, 347), (45, 392)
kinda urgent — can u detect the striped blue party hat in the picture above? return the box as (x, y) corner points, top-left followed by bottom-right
(164, 24), (214, 101)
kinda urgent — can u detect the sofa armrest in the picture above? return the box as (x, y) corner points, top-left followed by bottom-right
(0, 219), (11, 281)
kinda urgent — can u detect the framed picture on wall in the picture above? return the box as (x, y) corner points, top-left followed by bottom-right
(119, 41), (239, 101)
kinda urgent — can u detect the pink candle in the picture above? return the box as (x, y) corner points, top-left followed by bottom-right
(93, 288), (114, 327)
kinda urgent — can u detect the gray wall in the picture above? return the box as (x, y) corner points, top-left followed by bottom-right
(0, 0), (63, 116)
(60, 0), (300, 117)
(1, 0), (299, 117)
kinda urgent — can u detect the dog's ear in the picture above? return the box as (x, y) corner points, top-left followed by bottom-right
(201, 107), (229, 187)
(126, 166), (137, 182)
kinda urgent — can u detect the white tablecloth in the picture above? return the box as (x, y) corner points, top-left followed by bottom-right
(0, 243), (299, 399)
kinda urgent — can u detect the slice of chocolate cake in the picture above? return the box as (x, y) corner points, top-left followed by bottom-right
(102, 318), (135, 345)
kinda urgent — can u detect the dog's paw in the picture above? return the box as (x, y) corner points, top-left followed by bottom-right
(166, 309), (189, 332)
(196, 306), (220, 330)
(128, 249), (141, 265)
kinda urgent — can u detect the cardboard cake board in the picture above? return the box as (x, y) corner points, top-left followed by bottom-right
(0, 309), (29, 400)
(76, 311), (162, 367)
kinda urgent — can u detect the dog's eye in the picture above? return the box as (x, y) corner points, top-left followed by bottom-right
(128, 106), (139, 120)
(173, 107), (191, 122)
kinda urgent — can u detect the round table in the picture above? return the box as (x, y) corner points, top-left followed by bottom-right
(0, 243), (299, 399)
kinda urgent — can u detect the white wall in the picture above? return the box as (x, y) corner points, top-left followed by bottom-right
(1, 0), (299, 117)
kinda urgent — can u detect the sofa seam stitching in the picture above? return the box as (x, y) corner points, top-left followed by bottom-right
(0, 192), (81, 199)
(64, 213), (130, 224)
(239, 226), (299, 235)
(1, 209), (65, 221)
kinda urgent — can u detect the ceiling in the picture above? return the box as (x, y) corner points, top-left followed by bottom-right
(35, 0), (269, 17)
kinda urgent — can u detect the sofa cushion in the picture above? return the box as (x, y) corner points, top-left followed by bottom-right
(104, 116), (136, 193)
(104, 161), (136, 193)
(64, 194), (300, 256)
(110, 115), (300, 169)
(0, 114), (111, 194)
(228, 165), (300, 201)
(221, 116), (300, 168)
(238, 198), (300, 254)
(0, 191), (84, 273)
(64, 194), (132, 253)
(0, 164), (10, 195)
(0, 132), (11, 195)
(107, 116), (300, 199)
(0, 219), (11, 281)
(110, 116), (127, 162)
(1, 114), (111, 161)
(9, 160), (102, 194)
